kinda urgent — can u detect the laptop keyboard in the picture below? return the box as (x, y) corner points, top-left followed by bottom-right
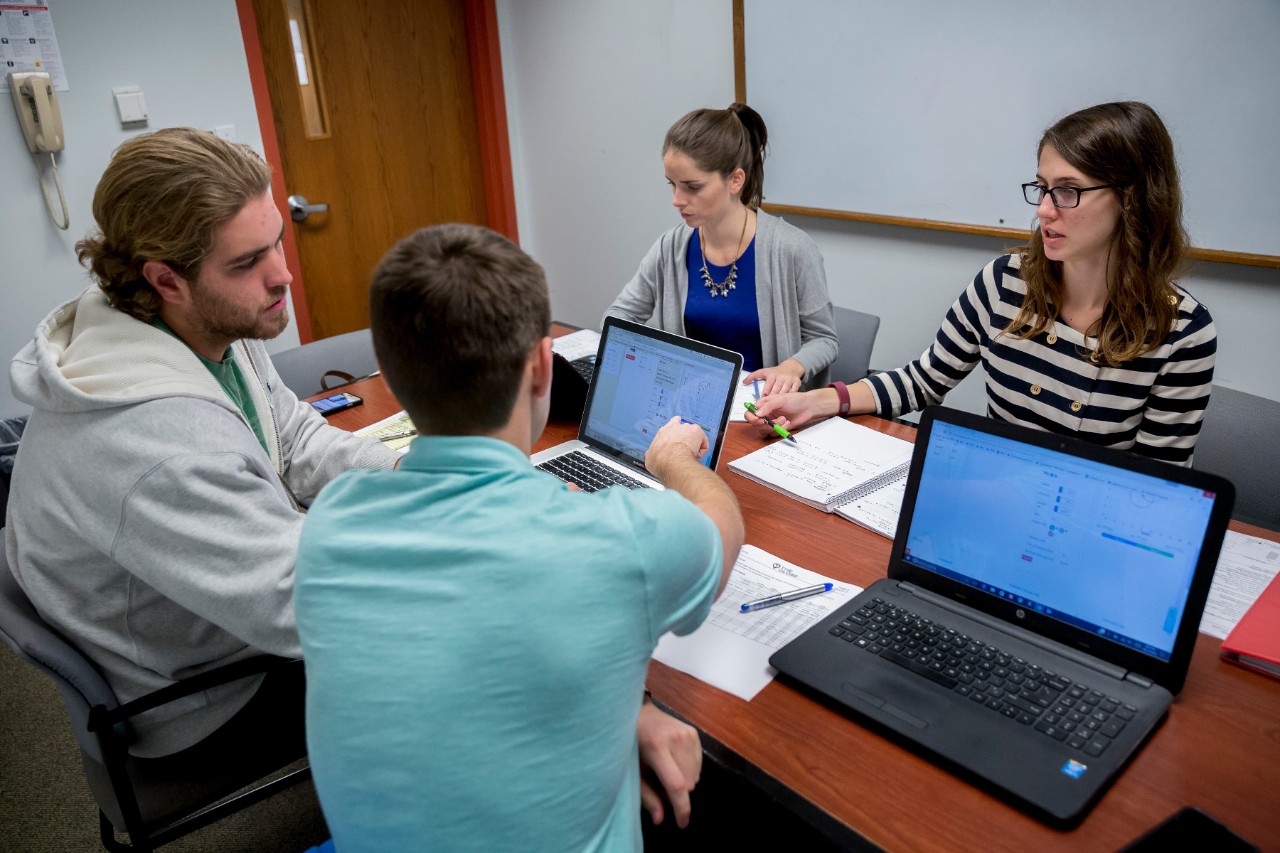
(829, 598), (1138, 757)
(572, 358), (595, 383)
(536, 450), (652, 493)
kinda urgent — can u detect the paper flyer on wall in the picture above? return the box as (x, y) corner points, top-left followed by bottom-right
(1, 1), (69, 92)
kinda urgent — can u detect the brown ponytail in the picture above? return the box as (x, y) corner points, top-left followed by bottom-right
(663, 103), (769, 208)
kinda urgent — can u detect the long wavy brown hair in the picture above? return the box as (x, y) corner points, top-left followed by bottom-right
(1010, 102), (1189, 365)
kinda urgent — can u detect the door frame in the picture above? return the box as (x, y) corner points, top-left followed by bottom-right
(234, 0), (518, 343)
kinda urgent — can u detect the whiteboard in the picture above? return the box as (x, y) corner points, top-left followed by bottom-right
(743, 0), (1280, 258)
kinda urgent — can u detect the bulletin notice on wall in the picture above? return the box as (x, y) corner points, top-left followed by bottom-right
(1, 1), (68, 93)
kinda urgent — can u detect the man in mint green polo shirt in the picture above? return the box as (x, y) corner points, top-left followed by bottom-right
(296, 223), (745, 851)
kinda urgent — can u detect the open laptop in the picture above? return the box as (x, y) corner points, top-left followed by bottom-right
(770, 406), (1234, 825)
(532, 317), (743, 492)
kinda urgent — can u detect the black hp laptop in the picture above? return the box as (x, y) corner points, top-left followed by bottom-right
(532, 317), (743, 492)
(770, 406), (1233, 825)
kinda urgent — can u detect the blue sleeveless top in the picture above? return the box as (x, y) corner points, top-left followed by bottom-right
(684, 230), (764, 372)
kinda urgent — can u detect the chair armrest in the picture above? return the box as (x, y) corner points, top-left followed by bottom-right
(88, 655), (301, 732)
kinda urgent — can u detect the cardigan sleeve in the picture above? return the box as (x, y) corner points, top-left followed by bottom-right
(761, 214), (837, 385)
(605, 232), (672, 327)
(789, 241), (837, 381)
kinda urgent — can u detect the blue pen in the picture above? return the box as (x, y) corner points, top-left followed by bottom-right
(740, 582), (833, 612)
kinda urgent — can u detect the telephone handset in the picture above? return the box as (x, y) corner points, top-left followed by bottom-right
(9, 71), (64, 152)
(7, 71), (69, 229)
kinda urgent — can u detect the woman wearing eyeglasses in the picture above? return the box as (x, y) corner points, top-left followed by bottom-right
(605, 103), (837, 396)
(749, 101), (1216, 465)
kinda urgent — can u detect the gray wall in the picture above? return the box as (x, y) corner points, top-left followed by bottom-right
(497, 0), (736, 322)
(4, 1), (1276, 419)
(744, 0), (1280, 257)
(0, 0), (301, 419)
(498, 0), (1280, 419)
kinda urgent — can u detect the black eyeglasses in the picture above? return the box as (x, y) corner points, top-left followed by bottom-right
(1021, 182), (1120, 209)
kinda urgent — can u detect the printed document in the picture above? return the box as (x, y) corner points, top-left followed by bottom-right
(354, 410), (415, 454)
(551, 328), (600, 362)
(652, 545), (860, 701)
(1199, 530), (1280, 639)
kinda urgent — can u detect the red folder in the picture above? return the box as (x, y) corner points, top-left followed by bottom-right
(1221, 571), (1280, 679)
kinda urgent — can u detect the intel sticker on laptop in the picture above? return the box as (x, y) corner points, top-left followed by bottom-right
(1061, 759), (1087, 779)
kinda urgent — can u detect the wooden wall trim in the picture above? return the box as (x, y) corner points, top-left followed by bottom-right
(765, 203), (1280, 269)
(733, 0), (746, 104)
(738, 6), (1276, 270)
(235, 0), (315, 343)
(465, 0), (519, 242)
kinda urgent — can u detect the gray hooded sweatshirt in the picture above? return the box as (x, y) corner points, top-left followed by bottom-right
(5, 288), (397, 756)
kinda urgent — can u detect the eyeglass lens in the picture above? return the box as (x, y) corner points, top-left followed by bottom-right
(1022, 183), (1080, 208)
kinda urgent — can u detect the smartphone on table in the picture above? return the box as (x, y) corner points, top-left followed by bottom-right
(309, 392), (363, 416)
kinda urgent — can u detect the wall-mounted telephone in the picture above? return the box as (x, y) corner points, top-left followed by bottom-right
(8, 71), (69, 230)
(10, 71), (64, 153)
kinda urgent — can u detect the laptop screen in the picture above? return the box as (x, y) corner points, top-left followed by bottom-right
(580, 320), (741, 470)
(901, 419), (1218, 663)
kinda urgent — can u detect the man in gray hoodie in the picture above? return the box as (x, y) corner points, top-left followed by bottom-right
(4, 128), (400, 759)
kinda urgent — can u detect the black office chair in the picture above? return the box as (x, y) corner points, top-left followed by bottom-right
(830, 306), (881, 382)
(0, 414), (27, 528)
(270, 328), (378, 397)
(1192, 386), (1280, 530)
(0, 545), (311, 852)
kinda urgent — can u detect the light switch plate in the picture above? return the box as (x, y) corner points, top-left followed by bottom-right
(111, 86), (148, 124)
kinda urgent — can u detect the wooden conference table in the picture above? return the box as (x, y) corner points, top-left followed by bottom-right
(322, 350), (1280, 852)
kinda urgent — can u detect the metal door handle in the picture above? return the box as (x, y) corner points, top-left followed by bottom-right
(288, 194), (329, 222)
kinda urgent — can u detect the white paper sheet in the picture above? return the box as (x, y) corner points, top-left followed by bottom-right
(834, 476), (906, 539)
(354, 410), (415, 454)
(551, 329), (600, 362)
(729, 417), (913, 510)
(728, 379), (762, 422)
(0, 1), (70, 92)
(652, 545), (861, 700)
(1199, 530), (1280, 639)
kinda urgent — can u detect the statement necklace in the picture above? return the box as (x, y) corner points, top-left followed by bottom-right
(699, 210), (749, 299)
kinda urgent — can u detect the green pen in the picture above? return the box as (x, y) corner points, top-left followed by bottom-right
(744, 401), (799, 445)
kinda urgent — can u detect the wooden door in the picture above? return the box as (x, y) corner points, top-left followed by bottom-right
(251, 0), (489, 339)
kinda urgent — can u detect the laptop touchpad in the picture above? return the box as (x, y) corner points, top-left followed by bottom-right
(842, 676), (949, 729)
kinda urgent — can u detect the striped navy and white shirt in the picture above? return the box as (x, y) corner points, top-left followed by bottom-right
(862, 254), (1217, 466)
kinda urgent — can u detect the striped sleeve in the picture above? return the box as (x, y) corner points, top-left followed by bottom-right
(857, 254), (1217, 468)
(1131, 294), (1216, 466)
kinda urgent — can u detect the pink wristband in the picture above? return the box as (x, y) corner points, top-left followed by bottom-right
(828, 381), (850, 416)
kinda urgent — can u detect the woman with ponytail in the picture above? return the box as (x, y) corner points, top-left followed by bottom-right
(750, 102), (1216, 466)
(606, 103), (837, 394)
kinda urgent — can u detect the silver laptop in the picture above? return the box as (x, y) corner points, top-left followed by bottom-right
(532, 317), (743, 492)
(770, 406), (1234, 825)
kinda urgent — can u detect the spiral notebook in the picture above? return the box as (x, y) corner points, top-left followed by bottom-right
(728, 417), (913, 538)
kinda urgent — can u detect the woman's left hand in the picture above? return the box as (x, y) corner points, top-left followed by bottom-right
(744, 359), (806, 396)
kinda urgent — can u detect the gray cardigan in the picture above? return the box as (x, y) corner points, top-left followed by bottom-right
(605, 210), (837, 389)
